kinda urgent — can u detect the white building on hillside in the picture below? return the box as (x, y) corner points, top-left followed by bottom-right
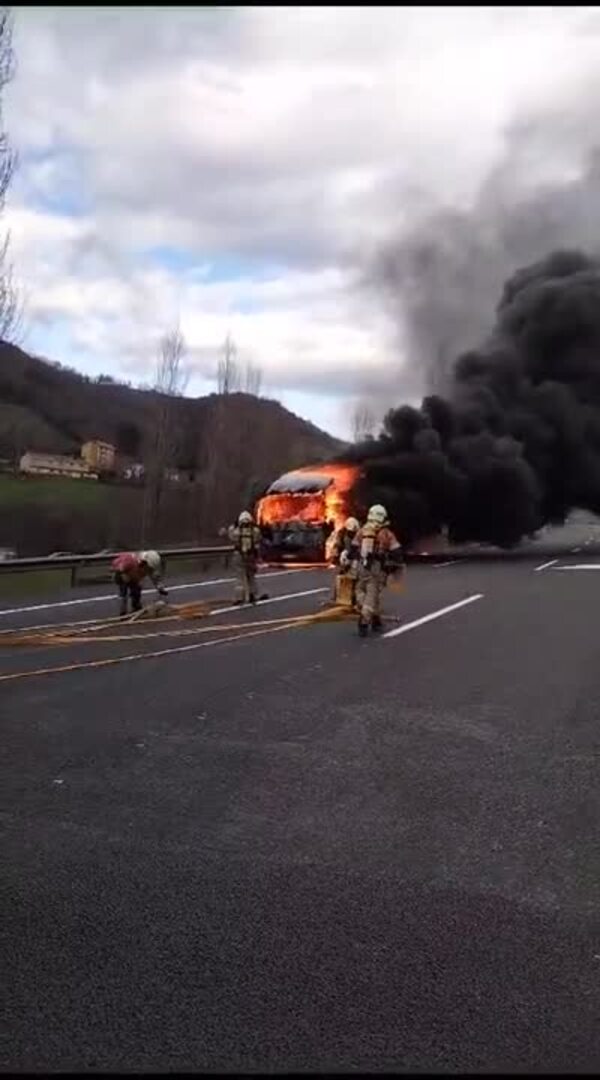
(19, 452), (98, 480)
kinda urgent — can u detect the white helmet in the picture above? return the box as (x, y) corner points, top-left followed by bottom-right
(238, 510), (253, 525)
(344, 516), (359, 533)
(139, 549), (161, 572)
(367, 504), (388, 525)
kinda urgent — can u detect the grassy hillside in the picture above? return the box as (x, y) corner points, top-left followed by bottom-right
(0, 342), (345, 555)
(0, 474), (107, 508)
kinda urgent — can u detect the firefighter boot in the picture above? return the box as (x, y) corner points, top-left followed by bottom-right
(130, 583), (143, 613)
(371, 615), (383, 633)
(357, 616), (369, 637)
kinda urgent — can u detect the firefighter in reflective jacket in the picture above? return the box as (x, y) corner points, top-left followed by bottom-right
(111, 549), (168, 617)
(352, 505), (404, 636)
(228, 510), (262, 605)
(328, 516), (360, 604)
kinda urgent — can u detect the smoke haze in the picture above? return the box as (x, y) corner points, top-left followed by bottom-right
(349, 248), (600, 547)
(348, 81), (600, 546)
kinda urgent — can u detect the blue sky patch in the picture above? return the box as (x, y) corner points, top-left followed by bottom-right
(16, 146), (92, 218)
(142, 245), (285, 287)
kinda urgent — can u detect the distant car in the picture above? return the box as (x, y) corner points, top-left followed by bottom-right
(0, 547), (16, 561)
(48, 551), (75, 559)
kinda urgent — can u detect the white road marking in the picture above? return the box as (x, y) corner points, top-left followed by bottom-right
(433, 560), (458, 568)
(571, 547), (582, 553)
(0, 586), (330, 637)
(0, 589), (334, 682)
(210, 587), (328, 617)
(534, 559), (558, 572)
(553, 564), (600, 571)
(383, 594), (484, 639)
(0, 567), (309, 618)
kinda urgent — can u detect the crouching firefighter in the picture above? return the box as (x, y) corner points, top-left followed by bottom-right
(228, 510), (262, 605)
(111, 549), (168, 617)
(353, 505), (404, 636)
(329, 516), (360, 607)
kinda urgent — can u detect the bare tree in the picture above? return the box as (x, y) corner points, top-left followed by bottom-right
(0, 8), (19, 342)
(154, 326), (189, 398)
(217, 333), (241, 394)
(141, 327), (189, 543)
(243, 359), (263, 397)
(199, 336), (259, 532)
(351, 399), (376, 443)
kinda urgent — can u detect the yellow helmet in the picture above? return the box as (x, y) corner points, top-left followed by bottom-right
(344, 516), (359, 533)
(238, 510), (253, 525)
(367, 504), (388, 525)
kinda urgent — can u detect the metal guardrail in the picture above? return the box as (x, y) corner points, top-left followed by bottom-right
(0, 546), (235, 588)
(1, 537), (581, 590)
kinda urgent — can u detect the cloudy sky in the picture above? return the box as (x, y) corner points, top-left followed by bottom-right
(5, 5), (600, 438)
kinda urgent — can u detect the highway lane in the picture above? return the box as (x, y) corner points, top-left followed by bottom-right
(2, 523), (600, 1071)
(0, 571), (335, 680)
(0, 564), (314, 627)
(2, 513), (599, 628)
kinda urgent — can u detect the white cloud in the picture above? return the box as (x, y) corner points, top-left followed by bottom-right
(4, 6), (600, 438)
(11, 203), (397, 404)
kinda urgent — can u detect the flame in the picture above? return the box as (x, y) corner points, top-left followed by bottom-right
(255, 462), (361, 531)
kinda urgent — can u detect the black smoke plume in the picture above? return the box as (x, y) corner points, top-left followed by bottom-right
(346, 249), (600, 548)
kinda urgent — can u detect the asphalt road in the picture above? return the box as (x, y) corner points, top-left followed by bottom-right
(2, 523), (600, 1072)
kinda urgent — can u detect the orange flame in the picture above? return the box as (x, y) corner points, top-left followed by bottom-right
(255, 462), (361, 531)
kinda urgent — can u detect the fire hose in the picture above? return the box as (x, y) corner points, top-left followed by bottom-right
(0, 597), (359, 648)
(0, 593), (402, 683)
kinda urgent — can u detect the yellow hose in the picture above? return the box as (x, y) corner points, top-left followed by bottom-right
(0, 603), (355, 649)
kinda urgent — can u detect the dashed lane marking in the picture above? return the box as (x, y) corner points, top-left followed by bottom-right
(208, 587), (327, 618)
(553, 564), (600, 571)
(433, 560), (458, 568)
(383, 594), (484, 639)
(534, 559), (558, 572)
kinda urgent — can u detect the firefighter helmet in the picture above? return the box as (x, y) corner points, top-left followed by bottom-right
(139, 549), (161, 572)
(238, 510), (253, 525)
(344, 516), (359, 533)
(367, 504), (388, 525)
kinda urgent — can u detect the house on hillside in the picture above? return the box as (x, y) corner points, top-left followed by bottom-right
(81, 439), (116, 473)
(19, 451), (98, 480)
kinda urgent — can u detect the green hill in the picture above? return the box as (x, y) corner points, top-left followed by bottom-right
(0, 342), (345, 555)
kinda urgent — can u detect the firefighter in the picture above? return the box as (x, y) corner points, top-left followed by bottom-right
(352, 505), (404, 636)
(228, 510), (262, 605)
(329, 516), (360, 605)
(111, 549), (168, 617)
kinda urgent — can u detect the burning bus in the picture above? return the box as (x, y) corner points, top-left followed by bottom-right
(255, 462), (362, 562)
